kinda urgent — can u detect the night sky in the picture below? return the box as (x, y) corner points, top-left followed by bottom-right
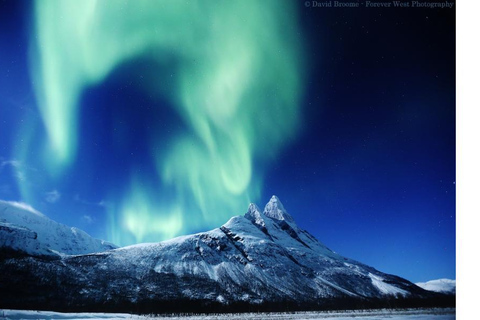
(0, 0), (455, 283)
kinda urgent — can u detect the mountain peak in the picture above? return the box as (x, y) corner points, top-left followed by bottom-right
(247, 203), (261, 214)
(2, 196), (433, 312)
(244, 203), (265, 227)
(263, 195), (296, 225)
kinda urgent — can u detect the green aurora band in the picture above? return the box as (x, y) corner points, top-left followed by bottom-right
(26, 0), (304, 245)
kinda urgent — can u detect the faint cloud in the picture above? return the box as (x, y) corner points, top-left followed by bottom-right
(97, 200), (112, 208)
(74, 194), (110, 208)
(82, 215), (94, 224)
(0, 159), (22, 170)
(1, 159), (25, 181)
(0, 158), (35, 183)
(0, 159), (20, 196)
(45, 190), (61, 203)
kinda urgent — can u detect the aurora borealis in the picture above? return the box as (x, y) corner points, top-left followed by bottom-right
(25, 0), (303, 244)
(0, 0), (455, 283)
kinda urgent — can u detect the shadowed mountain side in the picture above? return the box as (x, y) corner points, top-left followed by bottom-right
(0, 196), (454, 313)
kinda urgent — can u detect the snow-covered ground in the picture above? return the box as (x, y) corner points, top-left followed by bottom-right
(0, 308), (455, 319)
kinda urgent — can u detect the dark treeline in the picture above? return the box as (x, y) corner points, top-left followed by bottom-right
(1, 293), (455, 315)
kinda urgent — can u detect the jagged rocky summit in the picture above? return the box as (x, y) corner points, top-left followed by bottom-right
(0, 196), (451, 313)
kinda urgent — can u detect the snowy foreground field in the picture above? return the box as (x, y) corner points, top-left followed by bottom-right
(1, 308), (455, 320)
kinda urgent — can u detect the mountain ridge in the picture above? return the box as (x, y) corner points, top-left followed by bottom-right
(0, 196), (453, 313)
(0, 200), (117, 257)
(415, 279), (456, 295)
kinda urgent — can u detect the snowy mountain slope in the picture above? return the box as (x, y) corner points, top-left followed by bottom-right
(0, 200), (117, 256)
(0, 196), (441, 313)
(415, 279), (456, 294)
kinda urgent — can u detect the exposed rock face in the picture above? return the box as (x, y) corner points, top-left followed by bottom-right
(1, 196), (446, 313)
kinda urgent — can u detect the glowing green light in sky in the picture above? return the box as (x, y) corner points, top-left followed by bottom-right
(29, 0), (304, 245)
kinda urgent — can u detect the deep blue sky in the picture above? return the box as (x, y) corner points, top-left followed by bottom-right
(0, 1), (455, 283)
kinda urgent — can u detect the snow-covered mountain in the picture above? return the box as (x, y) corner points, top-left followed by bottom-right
(415, 279), (456, 294)
(0, 200), (117, 256)
(0, 196), (448, 312)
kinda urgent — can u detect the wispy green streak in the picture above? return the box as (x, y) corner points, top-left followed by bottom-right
(29, 0), (304, 245)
